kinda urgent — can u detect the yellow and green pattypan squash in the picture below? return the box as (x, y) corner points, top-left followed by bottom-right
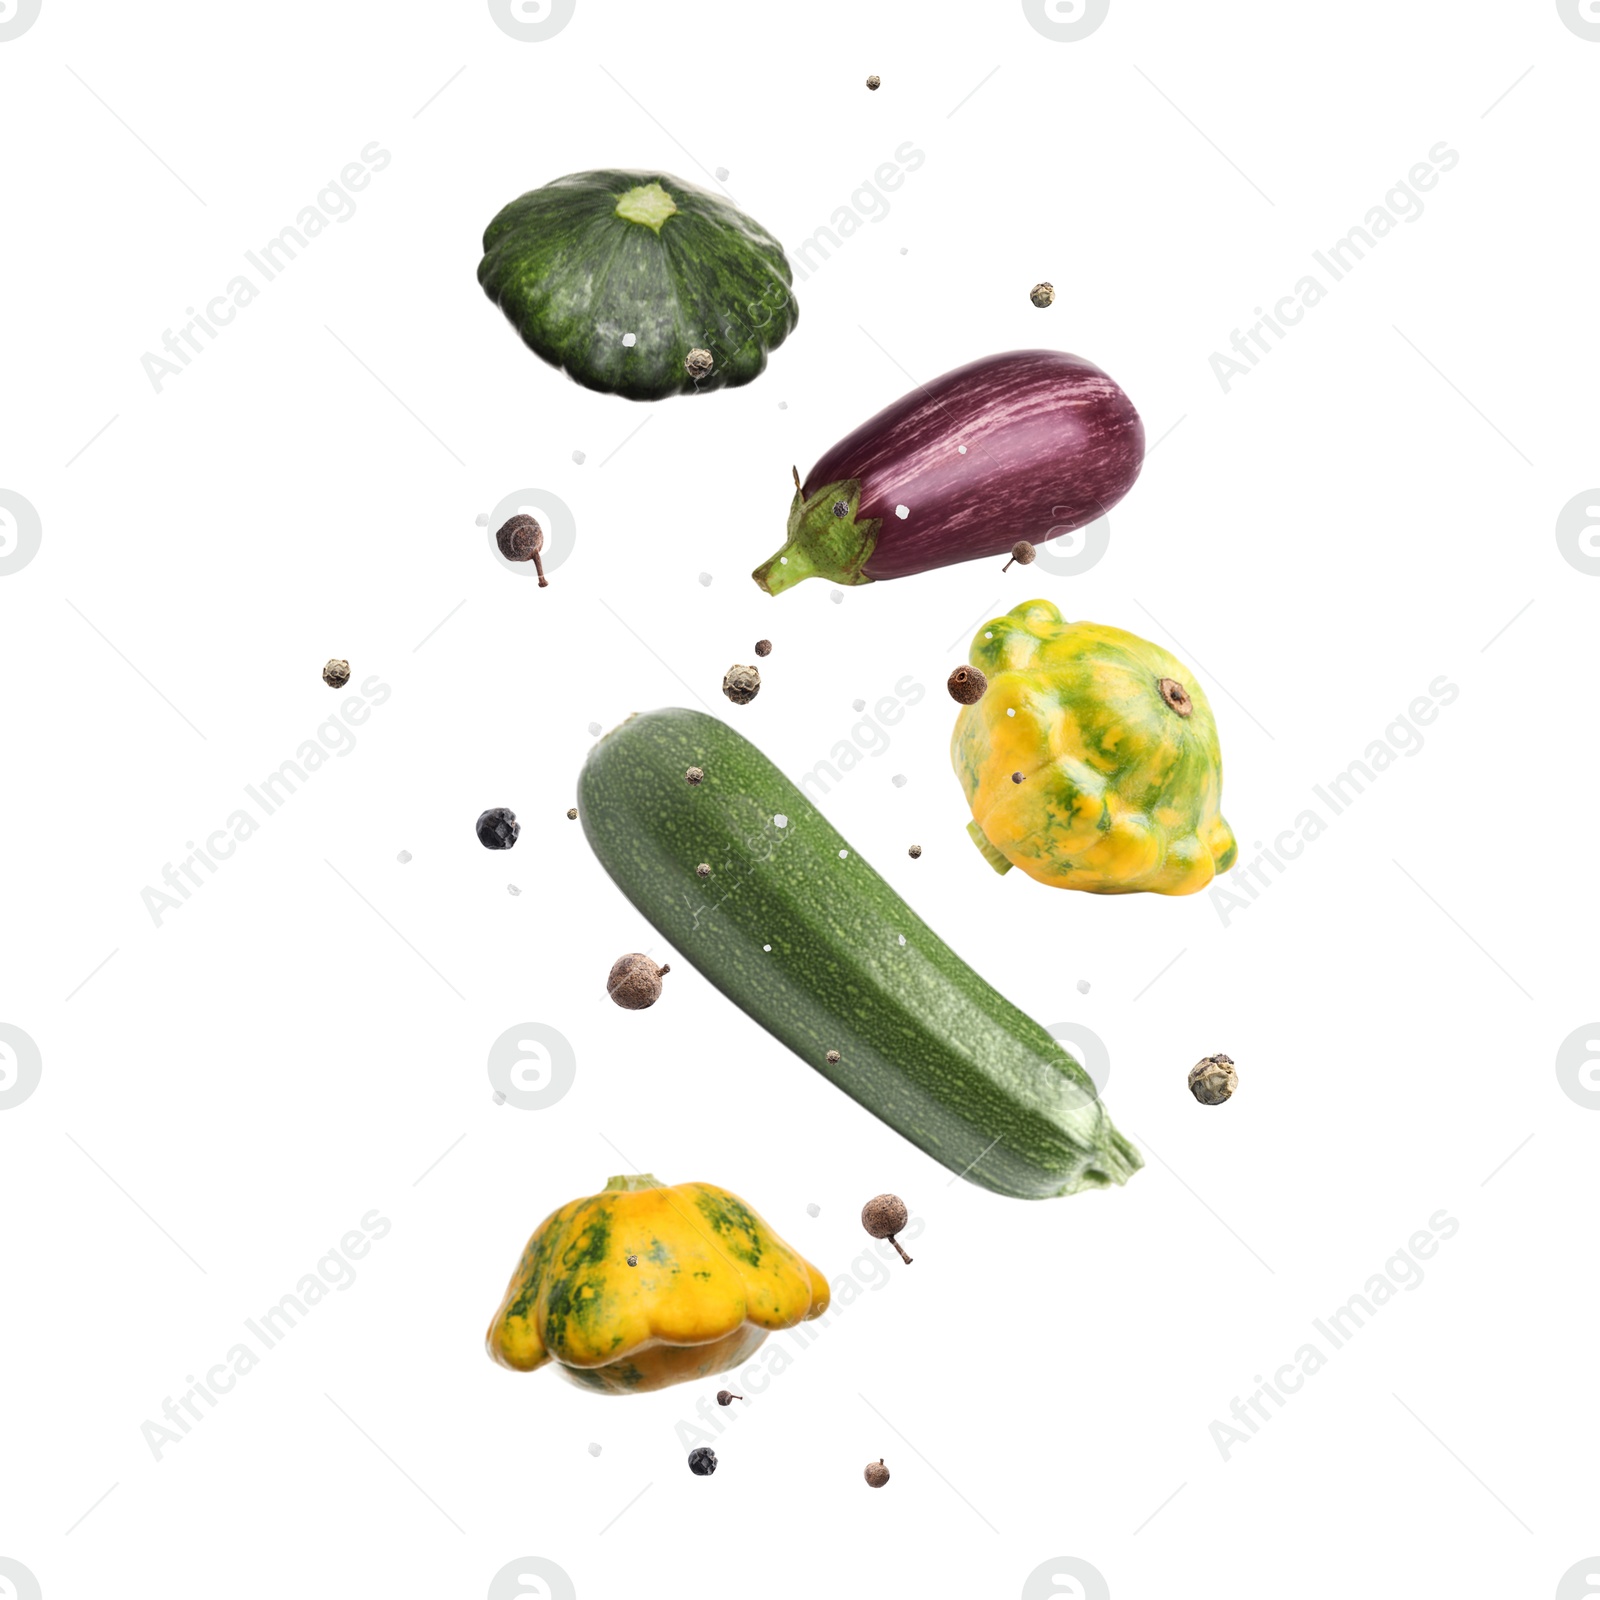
(952, 601), (1237, 895)
(486, 1174), (830, 1395)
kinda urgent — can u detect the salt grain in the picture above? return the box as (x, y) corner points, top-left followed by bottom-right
(396, 850), (412, 864)
(572, 450), (586, 465)
(806, 1202), (821, 1217)
(1077, 980), (1091, 994)
(698, 572), (713, 586)
(894, 504), (910, 519)
(621, 332), (636, 347)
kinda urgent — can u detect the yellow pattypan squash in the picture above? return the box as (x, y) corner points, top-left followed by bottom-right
(952, 600), (1237, 895)
(486, 1173), (830, 1395)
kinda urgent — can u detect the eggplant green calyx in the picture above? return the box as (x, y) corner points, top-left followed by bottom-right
(751, 478), (881, 595)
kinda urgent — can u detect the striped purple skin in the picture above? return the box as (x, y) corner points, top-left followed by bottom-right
(805, 349), (1144, 582)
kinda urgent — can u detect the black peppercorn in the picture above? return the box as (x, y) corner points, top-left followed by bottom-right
(607, 953), (670, 1010)
(865, 1458), (890, 1488)
(686, 766), (705, 785)
(832, 500), (849, 518)
(323, 658), (351, 689)
(861, 1193), (913, 1264)
(722, 664), (761, 705)
(1012, 771), (1024, 784)
(754, 639), (772, 657)
(716, 1389), (743, 1406)
(947, 665), (987, 705)
(476, 808), (520, 850)
(687, 1447), (718, 1476)
(495, 514), (548, 586)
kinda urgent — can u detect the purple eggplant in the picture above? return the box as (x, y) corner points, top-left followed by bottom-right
(751, 349), (1144, 594)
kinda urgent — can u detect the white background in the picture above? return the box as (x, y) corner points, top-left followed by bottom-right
(3, 2), (1598, 1597)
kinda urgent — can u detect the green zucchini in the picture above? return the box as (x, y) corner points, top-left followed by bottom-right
(578, 708), (1142, 1200)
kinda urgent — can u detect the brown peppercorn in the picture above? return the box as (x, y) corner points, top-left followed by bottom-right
(606, 953), (670, 1010)
(323, 659), (351, 689)
(825, 1049), (841, 1065)
(685, 766), (705, 785)
(685, 347), (714, 379)
(861, 1193), (913, 1264)
(696, 863), (712, 879)
(754, 639), (773, 657)
(908, 844), (922, 859)
(1030, 282), (1055, 308)
(947, 665), (987, 705)
(716, 1389), (744, 1406)
(865, 1459), (890, 1488)
(567, 808), (578, 820)
(722, 664), (761, 705)
(1188, 1054), (1238, 1105)
(1011, 771), (1024, 784)
(866, 74), (881, 90)
(1003, 540), (1037, 571)
(495, 513), (548, 586)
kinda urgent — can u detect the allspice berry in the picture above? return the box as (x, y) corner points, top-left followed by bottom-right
(495, 513), (548, 585)
(754, 639), (773, 657)
(1003, 540), (1036, 572)
(947, 665), (987, 705)
(864, 1459), (890, 1488)
(1011, 771), (1025, 784)
(716, 1389), (743, 1406)
(686, 766), (705, 785)
(861, 1193), (913, 1265)
(696, 863), (712, 879)
(1188, 1054), (1238, 1106)
(866, 74), (882, 90)
(908, 844), (922, 859)
(606, 953), (670, 1010)
(323, 659), (351, 689)
(1030, 282), (1055, 308)
(722, 664), (761, 705)
(685, 348), (714, 379)
(825, 1049), (841, 1065)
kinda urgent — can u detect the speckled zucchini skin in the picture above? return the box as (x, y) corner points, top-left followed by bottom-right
(478, 169), (798, 401)
(577, 709), (1141, 1200)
